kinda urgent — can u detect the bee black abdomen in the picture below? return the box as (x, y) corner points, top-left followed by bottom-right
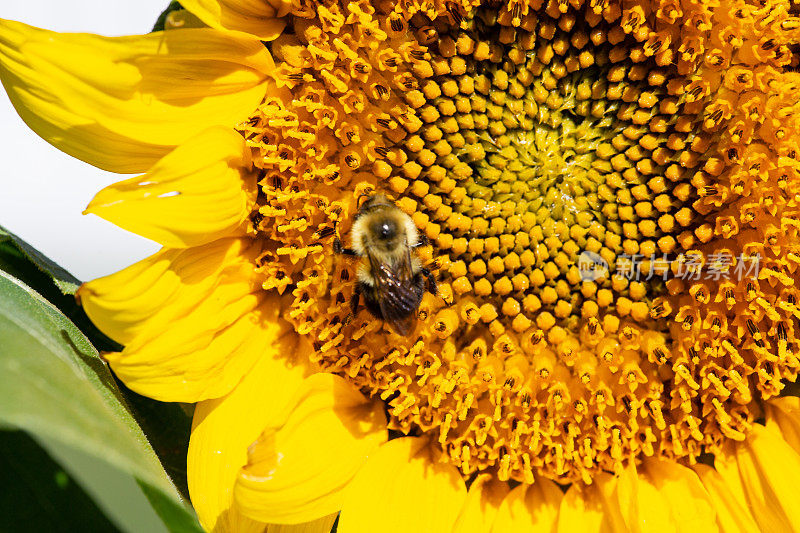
(359, 275), (425, 321)
(359, 281), (385, 318)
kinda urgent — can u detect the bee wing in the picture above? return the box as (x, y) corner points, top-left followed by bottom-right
(386, 313), (415, 336)
(367, 248), (419, 335)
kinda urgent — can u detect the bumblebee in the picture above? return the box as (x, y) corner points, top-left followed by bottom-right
(334, 194), (437, 334)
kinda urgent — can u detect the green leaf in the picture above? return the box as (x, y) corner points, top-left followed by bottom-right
(152, 1), (185, 32)
(0, 225), (80, 295)
(121, 387), (193, 500)
(0, 430), (118, 532)
(0, 224), (120, 353)
(0, 224), (193, 499)
(0, 270), (202, 532)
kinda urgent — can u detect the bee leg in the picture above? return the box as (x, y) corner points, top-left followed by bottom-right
(333, 219), (357, 256)
(413, 233), (430, 248)
(419, 267), (438, 296)
(344, 286), (361, 325)
(334, 236), (358, 256)
(351, 285), (361, 313)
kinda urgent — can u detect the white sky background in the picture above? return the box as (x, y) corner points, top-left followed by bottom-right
(0, 1), (171, 281)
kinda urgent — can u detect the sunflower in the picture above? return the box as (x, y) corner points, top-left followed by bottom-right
(3, 0), (800, 529)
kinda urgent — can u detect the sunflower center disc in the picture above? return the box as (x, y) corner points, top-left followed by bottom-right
(244, 0), (800, 485)
(400, 7), (687, 336)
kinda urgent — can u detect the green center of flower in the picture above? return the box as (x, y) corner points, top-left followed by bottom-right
(394, 7), (694, 335)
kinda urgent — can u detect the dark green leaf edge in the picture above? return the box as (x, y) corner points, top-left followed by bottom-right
(0, 225), (80, 295)
(0, 270), (202, 532)
(0, 224), (193, 499)
(0, 224), (121, 353)
(152, 1), (185, 32)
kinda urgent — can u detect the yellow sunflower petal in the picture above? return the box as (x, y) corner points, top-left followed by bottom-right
(692, 464), (760, 533)
(337, 437), (467, 532)
(188, 340), (312, 533)
(78, 237), (253, 346)
(616, 463), (670, 532)
(101, 249), (274, 400)
(86, 239), (279, 402)
(765, 396), (800, 454)
(722, 424), (800, 532)
(594, 473), (630, 533)
(644, 459), (718, 532)
(264, 515), (338, 533)
(556, 483), (604, 533)
(235, 373), (387, 524)
(106, 293), (282, 402)
(452, 474), (509, 533)
(616, 460), (717, 533)
(712, 443), (764, 528)
(557, 473), (628, 533)
(491, 478), (562, 532)
(0, 19), (272, 173)
(180, 0), (289, 41)
(555, 473), (628, 533)
(85, 127), (254, 248)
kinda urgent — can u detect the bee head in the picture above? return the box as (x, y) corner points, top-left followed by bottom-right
(349, 193), (417, 258)
(358, 195), (403, 248)
(371, 217), (399, 242)
(363, 211), (406, 254)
